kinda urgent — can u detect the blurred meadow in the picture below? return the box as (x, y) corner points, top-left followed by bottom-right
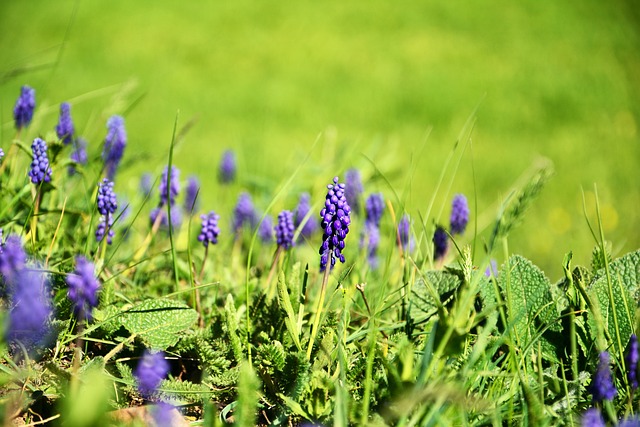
(1, 0), (638, 277)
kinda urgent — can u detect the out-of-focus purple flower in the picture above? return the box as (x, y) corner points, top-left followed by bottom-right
(398, 214), (414, 253)
(589, 351), (617, 403)
(96, 215), (115, 244)
(294, 192), (317, 239)
(55, 102), (75, 144)
(581, 408), (605, 427)
(13, 85), (35, 130)
(150, 205), (183, 231)
(66, 256), (101, 321)
(218, 149), (236, 184)
(97, 179), (117, 216)
(159, 166), (180, 207)
(135, 350), (170, 398)
(0, 148), (5, 164)
(151, 401), (175, 427)
(619, 416), (640, 427)
(345, 169), (363, 214)
(365, 193), (384, 227)
(259, 215), (274, 243)
(140, 173), (153, 197)
(450, 194), (469, 235)
(232, 192), (257, 232)
(319, 177), (351, 271)
(184, 176), (200, 214)
(364, 221), (380, 269)
(7, 268), (52, 351)
(627, 334), (639, 390)
(102, 115), (126, 181)
(28, 138), (52, 185)
(433, 225), (448, 261)
(68, 138), (88, 175)
(0, 235), (27, 287)
(275, 210), (295, 250)
(198, 211), (220, 247)
(484, 259), (498, 278)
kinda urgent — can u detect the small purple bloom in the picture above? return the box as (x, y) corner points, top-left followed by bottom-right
(627, 334), (639, 389)
(159, 166), (180, 207)
(232, 192), (257, 232)
(365, 193), (384, 227)
(589, 351), (617, 403)
(294, 192), (317, 239)
(151, 401), (175, 427)
(140, 173), (153, 196)
(398, 214), (414, 253)
(581, 408), (605, 427)
(55, 102), (75, 144)
(7, 268), (52, 351)
(364, 221), (380, 269)
(450, 194), (470, 235)
(28, 138), (52, 185)
(345, 169), (363, 214)
(198, 211), (220, 247)
(484, 259), (498, 278)
(96, 215), (115, 244)
(0, 235), (27, 287)
(66, 256), (101, 321)
(68, 138), (88, 175)
(184, 176), (200, 214)
(319, 177), (351, 271)
(135, 350), (170, 398)
(150, 205), (183, 230)
(218, 149), (236, 184)
(433, 225), (448, 261)
(619, 416), (640, 427)
(0, 148), (5, 163)
(259, 215), (274, 243)
(102, 115), (127, 181)
(97, 179), (117, 216)
(275, 210), (295, 250)
(13, 85), (36, 130)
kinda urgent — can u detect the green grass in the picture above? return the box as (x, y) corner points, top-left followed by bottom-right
(0, 0), (639, 277)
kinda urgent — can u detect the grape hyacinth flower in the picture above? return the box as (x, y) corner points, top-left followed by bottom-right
(581, 408), (605, 427)
(364, 221), (380, 269)
(7, 268), (52, 352)
(259, 215), (274, 243)
(275, 210), (295, 250)
(102, 115), (126, 181)
(450, 194), (470, 235)
(28, 138), (52, 184)
(218, 149), (236, 184)
(184, 176), (200, 214)
(97, 179), (117, 216)
(627, 334), (639, 389)
(232, 192), (257, 232)
(13, 85), (36, 130)
(294, 192), (317, 239)
(398, 214), (414, 254)
(140, 173), (153, 196)
(365, 193), (384, 227)
(0, 148), (4, 164)
(66, 256), (101, 321)
(96, 215), (115, 244)
(589, 351), (617, 403)
(55, 102), (75, 144)
(433, 225), (448, 261)
(151, 401), (175, 427)
(135, 350), (170, 398)
(198, 211), (220, 247)
(150, 205), (183, 230)
(159, 166), (180, 207)
(0, 235), (27, 287)
(68, 138), (88, 175)
(319, 177), (351, 271)
(345, 169), (363, 214)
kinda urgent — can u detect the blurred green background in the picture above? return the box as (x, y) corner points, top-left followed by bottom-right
(1, 0), (638, 278)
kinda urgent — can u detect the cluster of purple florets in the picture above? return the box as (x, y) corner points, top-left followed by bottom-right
(102, 115), (127, 181)
(198, 211), (220, 247)
(294, 192), (316, 239)
(28, 138), (52, 185)
(233, 192), (258, 232)
(275, 210), (295, 250)
(13, 85), (35, 130)
(56, 102), (75, 145)
(319, 177), (351, 271)
(219, 149), (236, 184)
(66, 256), (101, 321)
(97, 179), (118, 216)
(363, 193), (384, 268)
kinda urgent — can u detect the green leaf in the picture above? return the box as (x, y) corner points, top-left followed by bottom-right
(277, 271), (302, 351)
(410, 271), (461, 321)
(499, 255), (561, 348)
(119, 299), (198, 350)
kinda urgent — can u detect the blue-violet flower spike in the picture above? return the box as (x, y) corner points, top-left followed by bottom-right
(198, 211), (220, 247)
(398, 214), (414, 253)
(68, 138), (88, 175)
(275, 210), (295, 250)
(159, 166), (180, 207)
(218, 149), (236, 184)
(365, 193), (384, 227)
(7, 268), (52, 351)
(581, 408), (605, 427)
(295, 192), (317, 239)
(433, 225), (448, 261)
(627, 334), (639, 390)
(96, 216), (115, 244)
(28, 138), (52, 184)
(589, 351), (617, 403)
(450, 194), (470, 235)
(14, 85), (35, 130)
(319, 176), (351, 271)
(55, 102), (75, 144)
(102, 115), (127, 181)
(259, 215), (274, 243)
(233, 192), (257, 232)
(345, 169), (363, 214)
(66, 256), (101, 321)
(184, 176), (200, 214)
(135, 350), (170, 398)
(97, 178), (117, 216)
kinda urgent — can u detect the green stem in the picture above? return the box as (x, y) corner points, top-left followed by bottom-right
(306, 265), (331, 360)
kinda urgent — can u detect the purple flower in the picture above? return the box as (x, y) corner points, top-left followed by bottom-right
(102, 115), (126, 181)
(96, 215), (115, 244)
(433, 225), (448, 261)
(55, 102), (75, 144)
(450, 194), (469, 235)
(218, 149), (236, 184)
(345, 169), (363, 214)
(619, 416), (640, 427)
(365, 193), (384, 227)
(581, 408), (605, 427)
(364, 221), (380, 269)
(28, 138), (52, 185)
(150, 205), (183, 231)
(628, 334), (639, 389)
(259, 215), (274, 243)
(159, 166), (180, 207)
(484, 259), (498, 277)
(198, 211), (220, 247)
(0, 235), (27, 287)
(398, 214), (414, 253)
(232, 192), (257, 232)
(140, 173), (153, 196)
(294, 192), (317, 239)
(275, 210), (295, 249)
(319, 177), (351, 271)
(135, 350), (169, 398)
(7, 268), (52, 351)
(589, 351), (617, 403)
(0, 148), (5, 163)
(68, 138), (88, 175)
(13, 85), (35, 130)
(97, 179), (117, 216)
(66, 256), (101, 321)
(184, 176), (200, 214)
(151, 401), (175, 427)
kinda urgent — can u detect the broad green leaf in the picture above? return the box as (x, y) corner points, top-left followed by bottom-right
(587, 250), (640, 349)
(119, 299), (198, 350)
(498, 255), (561, 348)
(410, 271), (461, 321)
(277, 271), (302, 351)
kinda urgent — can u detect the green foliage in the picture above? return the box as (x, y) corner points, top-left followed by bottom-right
(235, 363), (260, 427)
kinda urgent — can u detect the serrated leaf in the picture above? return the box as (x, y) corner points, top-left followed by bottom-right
(277, 271), (302, 351)
(410, 271), (461, 320)
(499, 255), (561, 348)
(587, 250), (640, 349)
(119, 299), (198, 350)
